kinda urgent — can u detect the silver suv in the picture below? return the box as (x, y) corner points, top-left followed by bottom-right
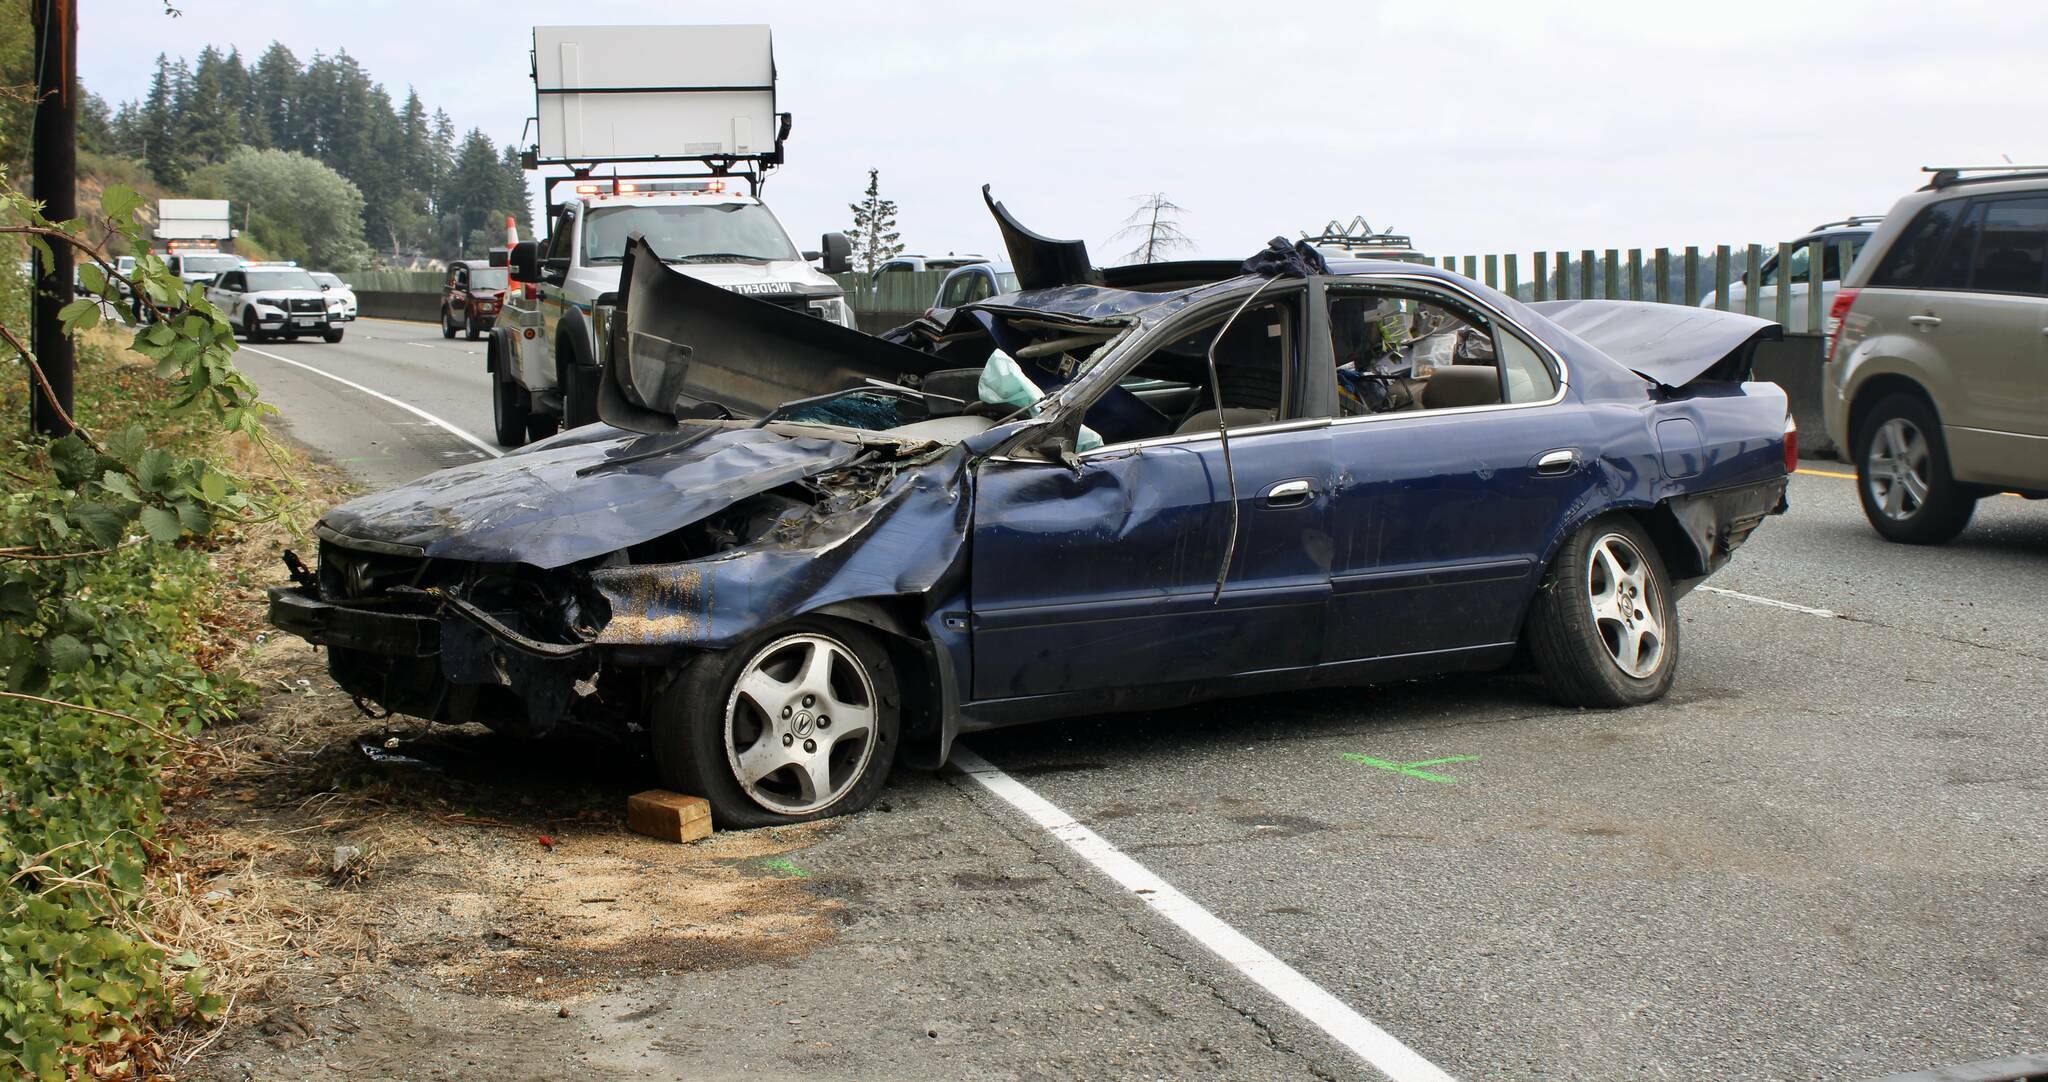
(1823, 167), (2048, 543)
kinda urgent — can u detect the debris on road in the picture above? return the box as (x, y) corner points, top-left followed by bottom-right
(627, 790), (713, 843)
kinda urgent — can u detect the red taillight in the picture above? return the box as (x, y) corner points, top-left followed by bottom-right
(1823, 288), (1859, 362)
(1783, 414), (1798, 474)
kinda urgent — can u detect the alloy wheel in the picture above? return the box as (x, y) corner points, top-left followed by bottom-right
(723, 633), (878, 815)
(1586, 533), (1664, 679)
(1865, 417), (1931, 520)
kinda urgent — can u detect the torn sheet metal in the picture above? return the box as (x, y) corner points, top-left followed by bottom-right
(603, 235), (947, 432)
(592, 446), (973, 650)
(1527, 299), (1782, 388)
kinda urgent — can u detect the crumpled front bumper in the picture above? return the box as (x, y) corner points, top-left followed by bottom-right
(268, 576), (603, 733)
(268, 586), (438, 656)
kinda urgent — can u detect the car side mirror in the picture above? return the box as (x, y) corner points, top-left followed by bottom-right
(541, 258), (569, 286)
(801, 249), (821, 262)
(319, 282), (332, 291)
(509, 241), (540, 282)
(821, 232), (852, 275)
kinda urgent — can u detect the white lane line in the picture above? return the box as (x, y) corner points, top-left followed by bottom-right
(951, 746), (1455, 1082)
(1696, 584), (1839, 619)
(239, 345), (503, 460)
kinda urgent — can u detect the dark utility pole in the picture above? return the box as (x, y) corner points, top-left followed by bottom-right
(29, 0), (77, 440)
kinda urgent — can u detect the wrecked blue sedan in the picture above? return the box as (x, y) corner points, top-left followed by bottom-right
(270, 192), (1792, 826)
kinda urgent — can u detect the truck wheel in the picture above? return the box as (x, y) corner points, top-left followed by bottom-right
(559, 357), (599, 430)
(1526, 515), (1679, 708)
(491, 368), (531, 447)
(323, 328), (344, 343)
(441, 310), (457, 339)
(1855, 393), (1975, 545)
(652, 620), (899, 828)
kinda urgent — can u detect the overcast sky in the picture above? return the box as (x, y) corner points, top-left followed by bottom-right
(85, 1), (2047, 262)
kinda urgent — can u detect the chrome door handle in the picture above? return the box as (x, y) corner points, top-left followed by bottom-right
(1534, 449), (1579, 475)
(1908, 314), (1942, 328)
(1261, 479), (1315, 507)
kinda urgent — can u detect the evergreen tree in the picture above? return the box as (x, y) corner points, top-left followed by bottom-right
(221, 48), (261, 147)
(180, 46), (237, 168)
(251, 43), (302, 154)
(397, 91), (431, 195)
(848, 169), (903, 274)
(139, 55), (182, 184)
(106, 101), (144, 160)
(444, 129), (509, 255)
(355, 84), (407, 258)
(498, 144), (533, 238)
(429, 110), (455, 196)
(77, 91), (114, 156)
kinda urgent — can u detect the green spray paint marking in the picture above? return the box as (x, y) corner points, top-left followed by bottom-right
(1340, 752), (1480, 784)
(756, 857), (809, 878)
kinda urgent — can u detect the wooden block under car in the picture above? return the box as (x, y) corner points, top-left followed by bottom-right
(627, 790), (713, 842)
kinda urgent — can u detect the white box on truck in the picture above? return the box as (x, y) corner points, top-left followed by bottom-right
(156, 199), (232, 241)
(532, 25), (777, 163)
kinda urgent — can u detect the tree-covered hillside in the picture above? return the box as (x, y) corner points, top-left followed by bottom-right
(91, 43), (532, 268)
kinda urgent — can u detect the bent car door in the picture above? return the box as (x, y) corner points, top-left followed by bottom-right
(967, 288), (1337, 701)
(1317, 278), (1596, 664)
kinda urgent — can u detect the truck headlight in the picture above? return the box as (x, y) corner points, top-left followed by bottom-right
(811, 296), (856, 329)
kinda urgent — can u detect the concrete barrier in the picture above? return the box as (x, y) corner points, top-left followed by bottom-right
(356, 290), (442, 323)
(1751, 334), (1836, 460)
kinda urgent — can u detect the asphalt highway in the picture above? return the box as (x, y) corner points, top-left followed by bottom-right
(236, 317), (2047, 1081)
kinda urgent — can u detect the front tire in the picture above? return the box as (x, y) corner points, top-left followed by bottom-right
(1855, 393), (1975, 545)
(441, 310), (457, 339)
(1526, 516), (1679, 708)
(241, 311), (265, 343)
(653, 620), (900, 829)
(323, 328), (344, 343)
(491, 368), (531, 448)
(560, 361), (599, 430)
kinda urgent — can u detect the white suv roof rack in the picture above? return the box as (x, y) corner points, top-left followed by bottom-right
(1922, 165), (2048, 190)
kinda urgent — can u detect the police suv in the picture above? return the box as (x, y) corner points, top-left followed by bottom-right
(205, 264), (346, 344)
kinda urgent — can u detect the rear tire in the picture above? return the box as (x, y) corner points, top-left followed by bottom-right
(491, 368), (531, 448)
(652, 619), (900, 829)
(1526, 515), (1679, 708)
(1855, 393), (1975, 545)
(525, 412), (559, 442)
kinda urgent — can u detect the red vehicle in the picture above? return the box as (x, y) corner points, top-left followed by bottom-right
(442, 260), (509, 340)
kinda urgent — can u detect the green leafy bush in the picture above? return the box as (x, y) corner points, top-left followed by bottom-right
(0, 182), (270, 1078)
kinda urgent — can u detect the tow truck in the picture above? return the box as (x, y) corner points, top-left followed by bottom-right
(487, 25), (853, 446)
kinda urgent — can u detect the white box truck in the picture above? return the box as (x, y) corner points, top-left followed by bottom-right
(489, 25), (853, 447)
